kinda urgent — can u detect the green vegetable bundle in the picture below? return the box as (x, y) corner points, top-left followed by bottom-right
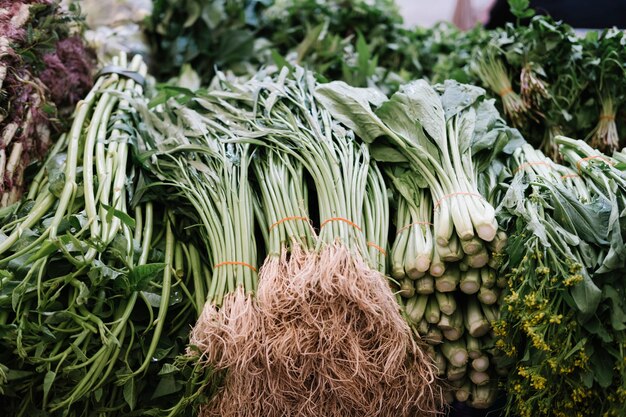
(0, 0), (94, 207)
(0, 54), (208, 416)
(315, 80), (521, 407)
(493, 138), (626, 417)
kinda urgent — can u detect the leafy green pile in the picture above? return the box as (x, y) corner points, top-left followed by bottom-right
(145, 0), (417, 90)
(0, 54), (212, 417)
(492, 138), (626, 417)
(146, 0), (626, 159)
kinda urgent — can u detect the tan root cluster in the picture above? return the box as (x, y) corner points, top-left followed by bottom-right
(190, 244), (444, 417)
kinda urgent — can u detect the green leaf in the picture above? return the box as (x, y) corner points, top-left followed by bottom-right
(43, 370), (56, 405)
(151, 374), (181, 399)
(76, 281), (90, 305)
(603, 285), (626, 331)
(123, 377), (137, 411)
(158, 363), (180, 375)
(438, 80), (484, 120)
(370, 142), (409, 163)
(508, 0), (535, 19)
(380, 80), (446, 149)
(26, 241), (57, 263)
(570, 270), (602, 315)
(591, 350), (615, 388)
(356, 32), (372, 80)
(101, 204), (136, 229)
(128, 263), (166, 292)
(315, 81), (387, 143)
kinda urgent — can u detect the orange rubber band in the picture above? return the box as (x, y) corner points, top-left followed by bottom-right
(213, 261), (258, 273)
(576, 155), (614, 172)
(320, 217), (362, 231)
(498, 87), (513, 97)
(561, 173), (579, 180)
(367, 242), (387, 256)
(269, 216), (310, 231)
(600, 114), (615, 121)
(434, 192), (484, 209)
(396, 221), (433, 235)
(514, 161), (552, 174)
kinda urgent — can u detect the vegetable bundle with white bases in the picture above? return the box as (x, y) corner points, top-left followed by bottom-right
(316, 79), (522, 408)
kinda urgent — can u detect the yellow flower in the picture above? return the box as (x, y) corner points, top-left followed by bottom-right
(564, 274), (583, 286)
(549, 314), (563, 324)
(532, 374), (546, 390)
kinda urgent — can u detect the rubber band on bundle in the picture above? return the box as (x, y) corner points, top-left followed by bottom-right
(213, 261), (258, 273)
(560, 173), (579, 180)
(269, 216), (310, 231)
(514, 161), (552, 174)
(320, 217), (362, 231)
(367, 242), (387, 256)
(599, 114), (615, 121)
(498, 87), (513, 97)
(576, 155), (614, 172)
(396, 221), (433, 235)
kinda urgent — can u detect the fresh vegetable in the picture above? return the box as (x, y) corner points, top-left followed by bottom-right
(0, 0), (94, 206)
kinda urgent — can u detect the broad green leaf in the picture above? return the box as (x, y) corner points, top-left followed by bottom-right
(375, 93), (439, 159)
(151, 374), (181, 399)
(570, 270), (602, 315)
(383, 80), (446, 149)
(603, 285), (626, 331)
(549, 185), (610, 246)
(129, 263), (166, 292)
(369, 142), (409, 163)
(158, 363), (180, 375)
(315, 81), (387, 143)
(590, 350), (615, 388)
(438, 80), (484, 120)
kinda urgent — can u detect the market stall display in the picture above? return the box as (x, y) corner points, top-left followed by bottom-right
(1, 1), (626, 416)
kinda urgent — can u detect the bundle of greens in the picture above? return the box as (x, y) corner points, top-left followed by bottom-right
(346, 81), (519, 407)
(582, 29), (626, 154)
(0, 53), (205, 416)
(493, 138), (626, 417)
(138, 66), (443, 416)
(0, 0), (94, 207)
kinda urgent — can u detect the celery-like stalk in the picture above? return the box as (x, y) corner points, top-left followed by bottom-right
(469, 370), (490, 386)
(460, 269), (481, 294)
(425, 295), (441, 324)
(435, 291), (457, 315)
(465, 297), (491, 337)
(477, 286), (498, 305)
(447, 364), (467, 382)
(441, 339), (469, 367)
(471, 355), (490, 372)
(415, 276), (435, 294)
(435, 264), (460, 292)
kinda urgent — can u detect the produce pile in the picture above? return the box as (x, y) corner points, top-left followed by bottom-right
(0, 0), (94, 207)
(146, 0), (626, 159)
(1, 1), (626, 417)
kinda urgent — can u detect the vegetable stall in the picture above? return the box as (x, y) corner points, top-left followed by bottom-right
(1, 1), (625, 416)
